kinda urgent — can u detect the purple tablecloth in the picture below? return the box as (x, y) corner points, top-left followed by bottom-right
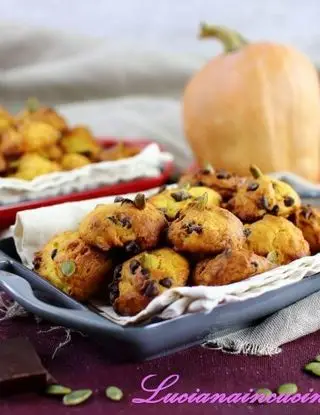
(1, 316), (320, 414)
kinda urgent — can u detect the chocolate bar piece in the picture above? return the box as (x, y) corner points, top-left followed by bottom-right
(0, 337), (49, 396)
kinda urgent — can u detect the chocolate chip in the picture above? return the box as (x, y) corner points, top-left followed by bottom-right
(141, 268), (150, 278)
(182, 221), (203, 235)
(50, 249), (58, 260)
(247, 182), (259, 191)
(171, 191), (190, 202)
(143, 281), (159, 297)
(118, 215), (132, 229)
(216, 170), (231, 179)
(113, 264), (122, 280)
(114, 196), (124, 203)
(159, 278), (172, 288)
(284, 196), (295, 207)
(259, 196), (269, 210)
(271, 205), (280, 215)
(33, 257), (41, 270)
(107, 216), (117, 224)
(125, 241), (140, 255)
(200, 165), (214, 175)
(129, 260), (140, 274)
(243, 228), (251, 237)
(195, 180), (205, 186)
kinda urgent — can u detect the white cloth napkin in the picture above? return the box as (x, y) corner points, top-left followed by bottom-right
(0, 144), (173, 204)
(11, 184), (320, 326)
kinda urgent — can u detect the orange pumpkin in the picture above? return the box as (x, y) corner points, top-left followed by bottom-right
(183, 24), (320, 181)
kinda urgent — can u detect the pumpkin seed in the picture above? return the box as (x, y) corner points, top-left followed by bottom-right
(63, 389), (92, 406)
(266, 251), (279, 264)
(305, 362), (320, 376)
(277, 383), (298, 395)
(315, 355), (320, 362)
(195, 192), (208, 210)
(134, 193), (146, 209)
(105, 386), (124, 401)
(60, 260), (76, 277)
(249, 165), (263, 179)
(26, 97), (40, 112)
(255, 388), (272, 396)
(45, 384), (72, 396)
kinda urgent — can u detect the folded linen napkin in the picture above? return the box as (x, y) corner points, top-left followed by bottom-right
(11, 184), (320, 327)
(203, 290), (320, 356)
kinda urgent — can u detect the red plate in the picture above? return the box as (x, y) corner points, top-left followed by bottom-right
(0, 138), (173, 230)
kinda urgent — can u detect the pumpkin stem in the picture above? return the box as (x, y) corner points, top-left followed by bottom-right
(26, 97), (40, 113)
(249, 164), (263, 179)
(199, 23), (248, 53)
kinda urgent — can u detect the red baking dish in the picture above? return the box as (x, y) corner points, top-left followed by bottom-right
(0, 138), (173, 230)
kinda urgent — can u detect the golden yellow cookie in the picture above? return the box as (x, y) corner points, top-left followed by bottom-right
(11, 153), (61, 180)
(79, 194), (167, 253)
(227, 165), (300, 223)
(179, 164), (245, 201)
(33, 231), (112, 301)
(149, 185), (221, 220)
(0, 129), (25, 159)
(245, 215), (310, 265)
(38, 145), (63, 161)
(60, 126), (100, 157)
(168, 197), (245, 254)
(110, 248), (189, 316)
(193, 248), (275, 286)
(18, 121), (61, 152)
(17, 106), (67, 132)
(61, 153), (91, 170)
(96, 142), (140, 161)
(290, 205), (320, 255)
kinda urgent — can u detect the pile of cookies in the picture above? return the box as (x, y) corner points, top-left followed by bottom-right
(33, 164), (320, 316)
(0, 101), (140, 180)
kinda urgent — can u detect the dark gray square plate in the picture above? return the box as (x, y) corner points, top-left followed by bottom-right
(1, 237), (320, 362)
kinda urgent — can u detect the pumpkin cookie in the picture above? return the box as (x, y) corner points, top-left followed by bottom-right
(148, 185), (221, 220)
(96, 142), (140, 162)
(290, 205), (320, 255)
(18, 121), (61, 152)
(0, 129), (26, 159)
(17, 103), (68, 132)
(193, 248), (275, 286)
(61, 153), (91, 170)
(244, 215), (310, 265)
(168, 196), (245, 254)
(60, 126), (100, 158)
(226, 165), (300, 222)
(79, 194), (167, 253)
(33, 231), (112, 301)
(179, 164), (245, 201)
(109, 248), (189, 316)
(11, 153), (61, 180)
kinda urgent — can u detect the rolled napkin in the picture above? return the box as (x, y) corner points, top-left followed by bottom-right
(0, 144), (173, 205)
(11, 185), (320, 326)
